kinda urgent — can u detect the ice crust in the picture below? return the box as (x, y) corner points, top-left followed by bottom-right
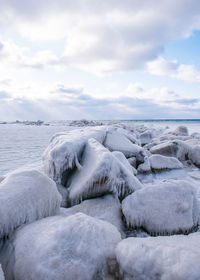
(122, 180), (200, 235)
(60, 194), (125, 236)
(149, 154), (183, 171)
(68, 138), (142, 205)
(12, 213), (121, 280)
(116, 233), (200, 280)
(43, 126), (107, 185)
(189, 145), (200, 167)
(0, 265), (4, 280)
(0, 170), (61, 238)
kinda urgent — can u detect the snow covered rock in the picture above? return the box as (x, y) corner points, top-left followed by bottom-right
(56, 184), (68, 207)
(175, 125), (189, 136)
(188, 145), (200, 167)
(0, 265), (4, 280)
(116, 233), (200, 280)
(60, 194), (124, 236)
(137, 157), (151, 173)
(139, 131), (152, 145)
(0, 170), (61, 238)
(122, 180), (200, 235)
(12, 213), (121, 280)
(104, 130), (144, 160)
(113, 151), (137, 175)
(150, 140), (190, 160)
(68, 139), (142, 205)
(149, 154), (183, 171)
(43, 126), (107, 185)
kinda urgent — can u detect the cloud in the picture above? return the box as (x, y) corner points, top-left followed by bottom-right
(0, 0), (200, 73)
(0, 82), (199, 121)
(147, 57), (200, 82)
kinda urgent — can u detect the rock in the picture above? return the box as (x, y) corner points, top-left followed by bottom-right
(116, 233), (200, 280)
(175, 125), (189, 136)
(11, 213), (121, 280)
(139, 131), (152, 145)
(122, 180), (200, 235)
(149, 154), (183, 171)
(188, 145), (200, 167)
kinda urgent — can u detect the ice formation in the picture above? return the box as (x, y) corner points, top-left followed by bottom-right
(0, 170), (61, 238)
(12, 213), (121, 280)
(175, 125), (189, 136)
(43, 126), (107, 185)
(60, 194), (125, 236)
(68, 138), (142, 205)
(122, 180), (200, 235)
(189, 145), (200, 167)
(139, 131), (152, 145)
(137, 157), (151, 173)
(150, 140), (190, 160)
(149, 154), (183, 171)
(116, 233), (200, 280)
(104, 129), (144, 159)
(0, 265), (4, 280)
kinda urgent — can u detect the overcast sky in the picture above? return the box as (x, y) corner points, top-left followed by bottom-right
(0, 0), (200, 120)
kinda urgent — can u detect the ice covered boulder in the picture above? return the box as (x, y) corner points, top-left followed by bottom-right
(175, 125), (189, 136)
(43, 126), (107, 185)
(112, 151), (137, 175)
(122, 180), (200, 235)
(149, 154), (183, 171)
(60, 194), (124, 236)
(0, 265), (4, 280)
(0, 170), (61, 238)
(150, 140), (190, 160)
(139, 131), (152, 145)
(68, 139), (142, 205)
(137, 156), (151, 173)
(12, 213), (121, 280)
(104, 129), (144, 160)
(188, 145), (200, 167)
(116, 233), (200, 280)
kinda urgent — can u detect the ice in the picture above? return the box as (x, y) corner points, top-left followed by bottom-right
(116, 233), (200, 280)
(175, 125), (189, 136)
(112, 151), (137, 175)
(43, 126), (107, 185)
(60, 194), (125, 236)
(0, 265), (4, 280)
(0, 170), (61, 238)
(104, 129), (144, 159)
(150, 140), (190, 160)
(149, 154), (183, 171)
(189, 145), (200, 167)
(122, 179), (200, 235)
(137, 156), (151, 173)
(139, 131), (152, 145)
(12, 213), (121, 280)
(68, 138), (142, 205)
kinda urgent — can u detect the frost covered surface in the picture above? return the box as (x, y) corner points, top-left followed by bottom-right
(0, 265), (4, 280)
(116, 233), (200, 280)
(43, 126), (107, 185)
(68, 138), (142, 205)
(0, 170), (61, 238)
(149, 154), (183, 171)
(12, 213), (121, 280)
(104, 129), (143, 158)
(60, 194), (124, 236)
(189, 145), (200, 167)
(122, 180), (200, 235)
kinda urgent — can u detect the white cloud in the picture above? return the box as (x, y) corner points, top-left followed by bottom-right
(0, 0), (200, 73)
(147, 57), (200, 82)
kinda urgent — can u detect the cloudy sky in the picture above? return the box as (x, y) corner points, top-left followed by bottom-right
(0, 0), (200, 120)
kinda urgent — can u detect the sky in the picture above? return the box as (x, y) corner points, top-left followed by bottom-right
(0, 0), (200, 120)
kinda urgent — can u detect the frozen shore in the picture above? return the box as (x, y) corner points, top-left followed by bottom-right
(0, 121), (200, 279)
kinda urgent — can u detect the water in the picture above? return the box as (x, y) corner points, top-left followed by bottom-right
(0, 120), (200, 176)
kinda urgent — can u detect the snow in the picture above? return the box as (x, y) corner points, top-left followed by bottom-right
(12, 213), (121, 280)
(0, 170), (61, 238)
(0, 265), (4, 280)
(122, 179), (200, 235)
(149, 154), (183, 171)
(68, 138), (142, 205)
(43, 126), (107, 185)
(116, 233), (200, 280)
(60, 194), (125, 237)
